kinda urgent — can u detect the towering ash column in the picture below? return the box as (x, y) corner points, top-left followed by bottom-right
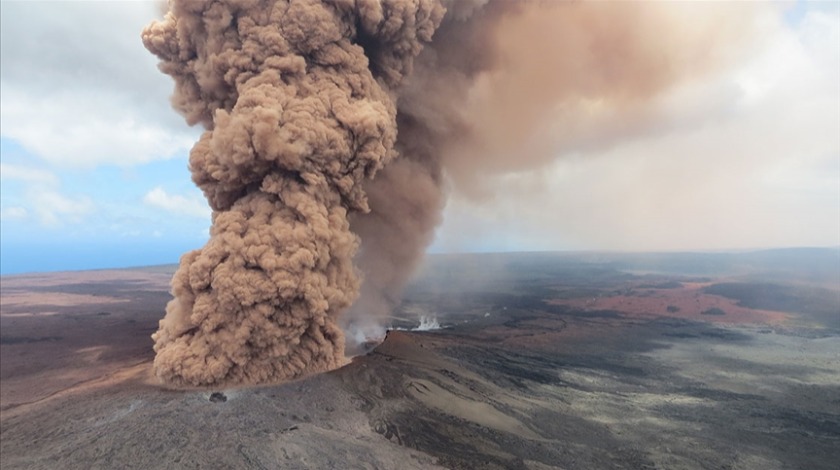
(143, 0), (449, 386)
(145, 0), (757, 387)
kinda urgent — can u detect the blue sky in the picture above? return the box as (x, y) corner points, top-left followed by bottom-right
(1, 0), (838, 275)
(0, 1), (207, 274)
(0, 137), (208, 273)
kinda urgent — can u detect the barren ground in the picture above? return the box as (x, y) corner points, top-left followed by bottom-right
(1, 251), (838, 469)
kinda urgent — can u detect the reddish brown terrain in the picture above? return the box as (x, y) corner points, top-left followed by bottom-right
(1, 268), (172, 412)
(547, 280), (790, 325)
(1, 250), (838, 469)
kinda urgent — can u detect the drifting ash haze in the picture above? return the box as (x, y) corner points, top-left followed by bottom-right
(143, 0), (760, 387)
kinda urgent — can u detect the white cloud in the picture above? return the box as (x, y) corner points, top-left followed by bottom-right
(0, 163), (95, 227)
(0, 207), (28, 220)
(144, 187), (211, 220)
(0, 163), (59, 185)
(31, 190), (94, 227)
(0, 86), (196, 168)
(0, 1), (198, 168)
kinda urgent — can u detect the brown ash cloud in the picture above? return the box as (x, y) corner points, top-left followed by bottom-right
(144, 0), (757, 386)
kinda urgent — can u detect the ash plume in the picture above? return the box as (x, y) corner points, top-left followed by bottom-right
(145, 0), (757, 386)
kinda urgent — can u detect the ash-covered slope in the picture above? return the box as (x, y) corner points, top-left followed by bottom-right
(4, 321), (839, 470)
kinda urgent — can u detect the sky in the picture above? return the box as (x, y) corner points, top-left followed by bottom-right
(0, 0), (838, 275)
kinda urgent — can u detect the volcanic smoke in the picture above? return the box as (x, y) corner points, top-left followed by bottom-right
(144, 0), (756, 386)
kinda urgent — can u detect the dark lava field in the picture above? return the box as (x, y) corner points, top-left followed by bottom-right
(1, 249), (839, 469)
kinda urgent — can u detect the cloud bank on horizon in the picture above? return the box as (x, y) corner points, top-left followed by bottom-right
(0, 0), (838, 276)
